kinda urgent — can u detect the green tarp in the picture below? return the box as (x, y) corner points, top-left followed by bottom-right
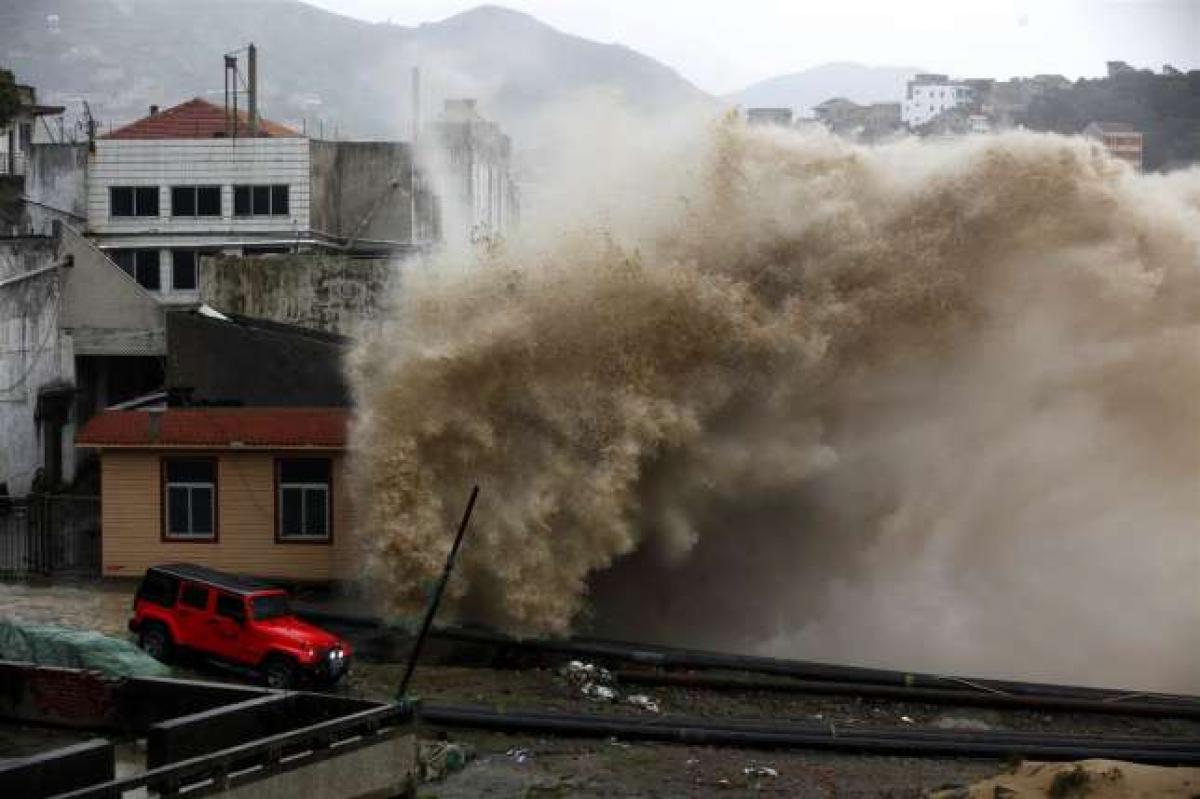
(0, 620), (170, 678)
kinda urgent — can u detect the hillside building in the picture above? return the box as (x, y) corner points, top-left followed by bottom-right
(902, 74), (974, 127)
(1083, 122), (1144, 171)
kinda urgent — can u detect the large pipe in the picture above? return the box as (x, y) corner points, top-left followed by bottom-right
(417, 704), (1200, 765)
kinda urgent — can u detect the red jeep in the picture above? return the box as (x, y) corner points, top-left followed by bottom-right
(129, 563), (351, 689)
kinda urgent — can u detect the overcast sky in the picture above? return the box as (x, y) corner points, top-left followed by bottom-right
(301, 0), (1199, 94)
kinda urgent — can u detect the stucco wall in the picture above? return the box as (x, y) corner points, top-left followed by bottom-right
(309, 140), (426, 247)
(25, 143), (88, 234)
(199, 253), (393, 336)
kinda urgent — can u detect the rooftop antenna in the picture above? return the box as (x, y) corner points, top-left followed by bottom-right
(247, 43), (259, 136)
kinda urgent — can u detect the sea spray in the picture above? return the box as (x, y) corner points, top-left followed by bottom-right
(348, 117), (1200, 692)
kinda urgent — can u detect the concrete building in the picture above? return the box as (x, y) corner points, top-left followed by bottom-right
(813, 99), (903, 142)
(0, 85), (64, 179)
(902, 74), (974, 127)
(0, 223), (165, 496)
(1083, 122), (1144, 171)
(746, 108), (794, 127)
(428, 99), (517, 245)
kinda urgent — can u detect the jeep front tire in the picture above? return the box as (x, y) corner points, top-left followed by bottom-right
(262, 655), (299, 689)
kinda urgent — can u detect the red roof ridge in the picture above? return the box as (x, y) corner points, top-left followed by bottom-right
(103, 97), (300, 140)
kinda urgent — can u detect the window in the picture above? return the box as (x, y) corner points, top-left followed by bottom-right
(171, 250), (197, 291)
(252, 594), (290, 621)
(180, 584), (210, 610)
(110, 186), (159, 217)
(234, 184), (289, 217)
(164, 458), (216, 540)
(276, 458), (331, 542)
(171, 186), (221, 217)
(137, 571), (179, 607)
(215, 593), (246, 622)
(111, 249), (161, 290)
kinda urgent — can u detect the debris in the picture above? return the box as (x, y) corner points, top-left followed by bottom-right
(505, 746), (534, 765)
(933, 715), (993, 732)
(743, 764), (779, 778)
(582, 683), (617, 702)
(626, 693), (661, 713)
(900, 715), (914, 724)
(418, 740), (474, 782)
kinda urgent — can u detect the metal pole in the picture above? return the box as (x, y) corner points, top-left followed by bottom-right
(397, 485), (479, 699)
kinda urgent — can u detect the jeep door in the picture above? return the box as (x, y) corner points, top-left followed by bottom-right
(209, 592), (254, 665)
(175, 582), (213, 648)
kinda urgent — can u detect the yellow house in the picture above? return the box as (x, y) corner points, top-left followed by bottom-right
(78, 407), (354, 582)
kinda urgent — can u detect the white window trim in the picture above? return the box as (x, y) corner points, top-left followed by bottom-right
(166, 480), (216, 539)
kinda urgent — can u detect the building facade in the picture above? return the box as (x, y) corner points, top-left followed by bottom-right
(78, 407), (354, 581)
(902, 74), (974, 127)
(1083, 122), (1144, 171)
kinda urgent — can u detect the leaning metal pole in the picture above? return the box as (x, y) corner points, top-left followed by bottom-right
(397, 484), (480, 699)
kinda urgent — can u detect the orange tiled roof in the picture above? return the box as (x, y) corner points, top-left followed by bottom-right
(77, 408), (348, 449)
(103, 98), (300, 140)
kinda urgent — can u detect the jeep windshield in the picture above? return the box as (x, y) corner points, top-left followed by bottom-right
(251, 594), (291, 621)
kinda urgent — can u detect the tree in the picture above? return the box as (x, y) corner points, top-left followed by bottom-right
(0, 68), (21, 130)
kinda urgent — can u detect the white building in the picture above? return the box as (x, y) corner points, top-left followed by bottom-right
(902, 74), (974, 127)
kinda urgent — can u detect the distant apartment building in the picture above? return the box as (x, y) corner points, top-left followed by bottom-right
(1083, 122), (1144, 171)
(813, 99), (902, 141)
(902, 74), (974, 127)
(427, 99), (517, 245)
(746, 108), (794, 127)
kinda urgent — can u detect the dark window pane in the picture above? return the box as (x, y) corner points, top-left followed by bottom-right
(180, 585), (209, 609)
(110, 187), (134, 217)
(166, 459), (215, 483)
(252, 185), (270, 215)
(167, 485), (189, 533)
(172, 250), (197, 290)
(112, 249), (135, 275)
(304, 488), (328, 537)
(234, 185), (251, 216)
(215, 593), (244, 621)
(197, 186), (221, 216)
(135, 187), (159, 216)
(281, 487), (302, 537)
(271, 185), (289, 215)
(171, 187), (195, 216)
(191, 486), (214, 534)
(252, 595), (289, 620)
(135, 250), (160, 290)
(279, 458), (331, 483)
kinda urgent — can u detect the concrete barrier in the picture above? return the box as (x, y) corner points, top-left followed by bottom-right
(0, 738), (113, 798)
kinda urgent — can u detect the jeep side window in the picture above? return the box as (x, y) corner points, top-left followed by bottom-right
(138, 572), (178, 607)
(215, 593), (245, 623)
(180, 584), (210, 610)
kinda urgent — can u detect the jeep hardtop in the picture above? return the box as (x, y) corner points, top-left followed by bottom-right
(129, 563), (351, 689)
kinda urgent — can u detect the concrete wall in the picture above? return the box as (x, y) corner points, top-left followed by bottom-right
(0, 236), (72, 495)
(99, 450), (354, 581)
(25, 143), (88, 234)
(199, 253), (393, 336)
(166, 311), (349, 406)
(310, 140), (425, 247)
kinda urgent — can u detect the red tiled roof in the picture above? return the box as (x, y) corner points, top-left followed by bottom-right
(77, 408), (348, 449)
(102, 98), (300, 140)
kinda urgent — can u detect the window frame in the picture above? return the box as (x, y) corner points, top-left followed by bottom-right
(179, 583), (211, 610)
(233, 184), (290, 217)
(274, 457), (333, 545)
(171, 185), (222, 218)
(110, 186), (159, 218)
(215, 592), (246, 623)
(112, 248), (161, 291)
(161, 457), (219, 543)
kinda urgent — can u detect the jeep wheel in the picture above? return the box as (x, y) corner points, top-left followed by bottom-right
(138, 623), (173, 664)
(263, 655), (299, 690)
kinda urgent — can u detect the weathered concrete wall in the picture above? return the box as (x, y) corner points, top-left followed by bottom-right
(0, 236), (72, 495)
(311, 140), (415, 246)
(219, 733), (416, 799)
(200, 253), (393, 336)
(25, 144), (87, 234)
(166, 311), (349, 406)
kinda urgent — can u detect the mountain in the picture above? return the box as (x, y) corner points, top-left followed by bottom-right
(726, 62), (923, 115)
(0, 1), (711, 144)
